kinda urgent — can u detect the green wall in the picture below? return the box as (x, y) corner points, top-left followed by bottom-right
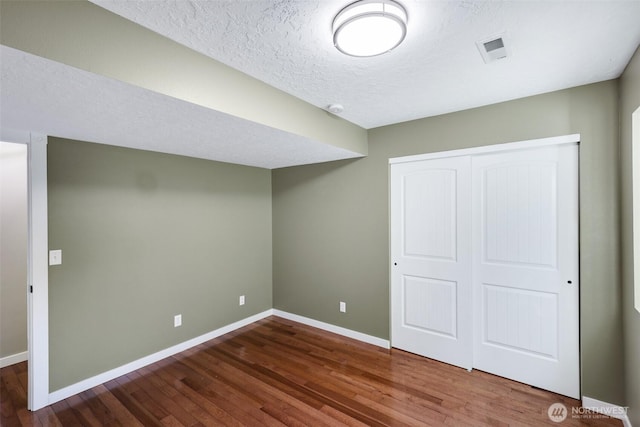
(620, 46), (640, 425)
(272, 81), (624, 404)
(48, 138), (272, 391)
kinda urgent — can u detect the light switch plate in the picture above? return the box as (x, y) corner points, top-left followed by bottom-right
(49, 249), (62, 266)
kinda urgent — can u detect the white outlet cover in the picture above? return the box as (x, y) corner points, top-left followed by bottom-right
(174, 314), (182, 327)
(340, 301), (346, 313)
(49, 249), (62, 266)
(239, 295), (245, 306)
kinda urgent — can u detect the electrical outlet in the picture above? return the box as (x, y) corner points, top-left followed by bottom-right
(239, 295), (245, 306)
(340, 301), (346, 313)
(174, 314), (182, 327)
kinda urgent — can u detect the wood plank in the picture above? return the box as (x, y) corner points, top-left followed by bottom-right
(182, 349), (336, 427)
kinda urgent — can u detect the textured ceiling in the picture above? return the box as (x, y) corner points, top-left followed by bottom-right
(3, 1), (640, 169)
(1, 46), (360, 169)
(92, 0), (640, 129)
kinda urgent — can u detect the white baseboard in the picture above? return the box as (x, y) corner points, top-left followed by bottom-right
(48, 309), (273, 406)
(582, 396), (632, 427)
(0, 351), (28, 368)
(272, 309), (390, 349)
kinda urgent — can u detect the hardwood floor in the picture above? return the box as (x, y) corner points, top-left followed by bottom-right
(1, 316), (621, 426)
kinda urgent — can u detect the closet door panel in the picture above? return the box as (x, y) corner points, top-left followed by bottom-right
(472, 144), (579, 399)
(391, 156), (472, 369)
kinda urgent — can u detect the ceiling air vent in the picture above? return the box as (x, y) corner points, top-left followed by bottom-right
(476, 34), (508, 64)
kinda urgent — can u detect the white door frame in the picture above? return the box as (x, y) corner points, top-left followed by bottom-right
(389, 134), (581, 165)
(0, 130), (49, 410)
(27, 133), (49, 410)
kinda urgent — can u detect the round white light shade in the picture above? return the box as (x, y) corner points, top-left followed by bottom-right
(333, 0), (408, 57)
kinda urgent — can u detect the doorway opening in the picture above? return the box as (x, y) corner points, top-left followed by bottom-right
(0, 141), (29, 370)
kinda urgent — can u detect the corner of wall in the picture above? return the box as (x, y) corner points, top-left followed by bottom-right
(619, 44), (640, 427)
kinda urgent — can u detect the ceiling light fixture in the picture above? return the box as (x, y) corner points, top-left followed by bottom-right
(333, 0), (408, 57)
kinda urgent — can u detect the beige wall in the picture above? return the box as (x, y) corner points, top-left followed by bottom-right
(0, 142), (28, 362)
(48, 138), (272, 391)
(620, 46), (640, 426)
(273, 80), (624, 404)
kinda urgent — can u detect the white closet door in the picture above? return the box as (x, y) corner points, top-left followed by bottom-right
(391, 156), (472, 369)
(472, 144), (579, 398)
